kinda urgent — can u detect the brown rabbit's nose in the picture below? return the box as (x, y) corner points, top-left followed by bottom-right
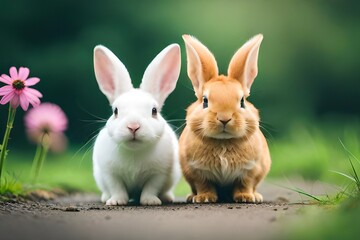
(127, 123), (140, 134)
(218, 118), (231, 126)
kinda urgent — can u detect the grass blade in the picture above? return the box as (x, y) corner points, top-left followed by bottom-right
(339, 138), (360, 165)
(329, 170), (356, 182)
(272, 181), (323, 202)
(291, 187), (322, 202)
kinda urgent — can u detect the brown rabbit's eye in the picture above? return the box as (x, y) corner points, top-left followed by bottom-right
(240, 97), (245, 109)
(152, 107), (157, 116)
(113, 107), (118, 116)
(203, 96), (208, 109)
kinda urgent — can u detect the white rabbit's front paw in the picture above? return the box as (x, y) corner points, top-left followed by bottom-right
(140, 195), (162, 206)
(159, 192), (175, 203)
(101, 193), (110, 203)
(106, 196), (128, 206)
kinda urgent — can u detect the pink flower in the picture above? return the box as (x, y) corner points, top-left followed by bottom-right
(0, 66), (42, 111)
(24, 103), (68, 152)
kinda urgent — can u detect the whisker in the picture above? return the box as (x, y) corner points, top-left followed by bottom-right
(72, 107), (109, 164)
(78, 105), (108, 121)
(74, 124), (105, 164)
(72, 132), (99, 165)
(167, 119), (186, 123)
(259, 121), (277, 131)
(174, 122), (187, 134)
(260, 125), (274, 141)
(259, 121), (276, 142)
(81, 119), (107, 123)
(81, 141), (96, 165)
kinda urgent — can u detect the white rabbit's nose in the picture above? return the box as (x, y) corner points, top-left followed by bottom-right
(127, 123), (140, 134)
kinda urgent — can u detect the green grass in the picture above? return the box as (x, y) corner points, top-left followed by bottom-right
(280, 195), (360, 240)
(269, 122), (360, 185)
(3, 150), (96, 192)
(1, 147), (191, 197)
(0, 176), (24, 196)
(277, 134), (360, 240)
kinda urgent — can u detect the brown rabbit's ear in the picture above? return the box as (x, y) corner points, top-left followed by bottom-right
(182, 35), (218, 98)
(228, 34), (263, 96)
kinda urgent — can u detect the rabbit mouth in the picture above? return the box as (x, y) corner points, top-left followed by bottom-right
(211, 131), (235, 139)
(129, 135), (141, 142)
(122, 137), (144, 149)
(130, 139), (141, 143)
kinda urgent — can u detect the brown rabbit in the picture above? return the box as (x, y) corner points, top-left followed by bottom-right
(179, 34), (271, 203)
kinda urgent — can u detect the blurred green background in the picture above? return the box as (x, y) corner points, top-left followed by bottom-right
(1, 0), (360, 190)
(1, 0), (360, 144)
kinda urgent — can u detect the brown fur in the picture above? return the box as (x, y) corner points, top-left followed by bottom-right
(179, 34), (271, 203)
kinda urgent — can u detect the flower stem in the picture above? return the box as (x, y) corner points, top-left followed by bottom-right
(0, 106), (16, 184)
(32, 134), (49, 183)
(31, 143), (42, 183)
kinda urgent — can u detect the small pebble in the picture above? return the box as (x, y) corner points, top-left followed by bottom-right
(273, 208), (278, 211)
(276, 196), (290, 203)
(88, 206), (100, 210)
(283, 207), (289, 210)
(63, 206), (80, 212)
(227, 206), (233, 209)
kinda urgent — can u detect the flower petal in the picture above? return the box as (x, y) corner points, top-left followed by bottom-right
(9, 67), (18, 79)
(23, 90), (41, 106)
(18, 67), (30, 80)
(0, 91), (15, 105)
(0, 85), (13, 96)
(25, 87), (43, 98)
(20, 93), (30, 111)
(25, 77), (40, 86)
(10, 94), (20, 109)
(0, 75), (12, 84)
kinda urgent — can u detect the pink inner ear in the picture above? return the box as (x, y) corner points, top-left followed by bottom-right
(159, 48), (180, 96)
(160, 64), (177, 93)
(95, 50), (116, 97)
(140, 44), (180, 107)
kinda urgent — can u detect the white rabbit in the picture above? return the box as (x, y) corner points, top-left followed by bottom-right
(92, 44), (181, 206)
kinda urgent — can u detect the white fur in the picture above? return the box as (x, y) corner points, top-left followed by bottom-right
(93, 44), (181, 205)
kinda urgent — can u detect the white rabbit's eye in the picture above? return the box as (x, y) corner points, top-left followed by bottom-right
(203, 96), (208, 109)
(240, 97), (245, 109)
(114, 107), (118, 116)
(152, 107), (157, 117)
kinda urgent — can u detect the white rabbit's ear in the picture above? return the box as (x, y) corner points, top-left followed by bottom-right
(228, 34), (263, 96)
(140, 44), (181, 109)
(182, 34), (218, 98)
(94, 45), (133, 104)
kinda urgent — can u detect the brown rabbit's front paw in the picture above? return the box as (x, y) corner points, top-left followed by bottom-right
(253, 192), (263, 203)
(186, 194), (195, 203)
(192, 193), (218, 203)
(233, 192), (256, 203)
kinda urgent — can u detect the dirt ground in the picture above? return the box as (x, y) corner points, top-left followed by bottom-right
(0, 179), (335, 240)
